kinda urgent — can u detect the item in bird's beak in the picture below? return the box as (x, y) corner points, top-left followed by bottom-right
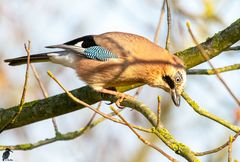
(170, 89), (180, 107)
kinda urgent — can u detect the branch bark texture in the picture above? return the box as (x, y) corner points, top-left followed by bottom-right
(176, 18), (240, 68)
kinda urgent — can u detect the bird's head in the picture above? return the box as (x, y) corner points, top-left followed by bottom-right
(148, 56), (186, 107)
(5, 148), (12, 152)
(161, 67), (186, 106)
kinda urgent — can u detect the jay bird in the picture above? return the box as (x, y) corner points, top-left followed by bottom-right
(4, 32), (186, 106)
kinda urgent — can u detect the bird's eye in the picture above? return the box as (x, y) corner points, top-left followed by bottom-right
(175, 72), (182, 84)
(175, 76), (181, 83)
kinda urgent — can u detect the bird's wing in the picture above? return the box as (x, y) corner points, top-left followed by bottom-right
(46, 35), (119, 61)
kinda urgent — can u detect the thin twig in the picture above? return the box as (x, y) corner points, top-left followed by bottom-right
(80, 101), (102, 135)
(0, 110), (119, 151)
(186, 22), (240, 106)
(228, 136), (233, 162)
(31, 65), (48, 97)
(154, 0), (166, 43)
(86, 101), (102, 127)
(13, 42), (31, 123)
(187, 64), (240, 75)
(134, 0), (172, 96)
(51, 118), (59, 135)
(165, 0), (171, 50)
(142, 0), (168, 100)
(182, 91), (240, 133)
(183, 91), (240, 156)
(110, 106), (178, 162)
(157, 96), (162, 128)
(47, 71), (152, 133)
(194, 131), (240, 156)
(31, 64), (60, 135)
(0, 41), (31, 133)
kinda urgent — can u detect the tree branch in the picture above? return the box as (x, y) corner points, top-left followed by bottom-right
(1, 17), (240, 162)
(1, 82), (200, 161)
(176, 18), (240, 69)
(187, 64), (240, 75)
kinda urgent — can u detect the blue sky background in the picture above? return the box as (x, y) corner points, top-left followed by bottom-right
(0, 0), (240, 161)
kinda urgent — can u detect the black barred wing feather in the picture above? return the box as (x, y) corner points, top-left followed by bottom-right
(46, 35), (118, 61)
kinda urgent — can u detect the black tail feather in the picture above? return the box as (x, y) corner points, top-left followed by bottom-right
(4, 53), (50, 66)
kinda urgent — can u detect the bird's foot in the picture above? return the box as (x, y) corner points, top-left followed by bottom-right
(115, 93), (127, 109)
(97, 88), (128, 109)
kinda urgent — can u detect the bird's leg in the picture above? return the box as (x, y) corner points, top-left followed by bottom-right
(96, 88), (128, 108)
(103, 87), (118, 106)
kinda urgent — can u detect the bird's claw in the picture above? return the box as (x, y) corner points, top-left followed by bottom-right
(106, 101), (114, 105)
(105, 93), (126, 109)
(115, 93), (128, 109)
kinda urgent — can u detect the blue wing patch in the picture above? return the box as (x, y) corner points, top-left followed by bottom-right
(83, 46), (118, 61)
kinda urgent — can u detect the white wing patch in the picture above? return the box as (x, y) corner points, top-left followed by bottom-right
(48, 52), (78, 69)
(75, 41), (83, 47)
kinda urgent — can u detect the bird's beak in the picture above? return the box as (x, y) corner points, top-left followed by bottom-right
(170, 89), (180, 107)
